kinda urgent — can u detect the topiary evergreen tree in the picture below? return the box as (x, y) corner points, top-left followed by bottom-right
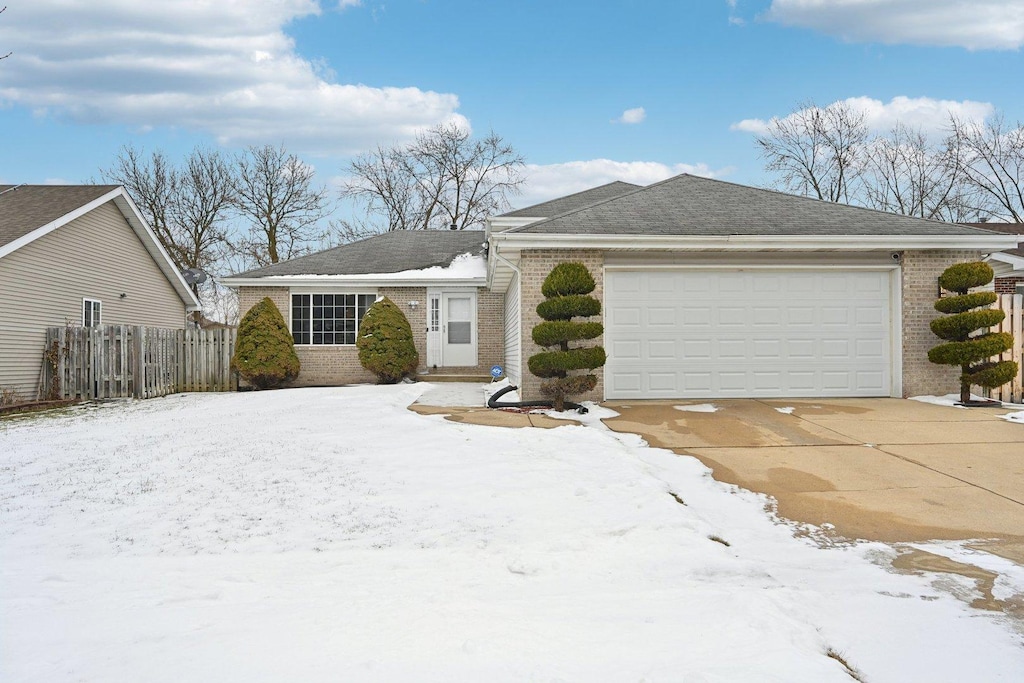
(528, 262), (606, 410)
(231, 297), (300, 389)
(928, 261), (1018, 404)
(357, 296), (419, 383)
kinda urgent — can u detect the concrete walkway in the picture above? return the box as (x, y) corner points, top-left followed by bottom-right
(602, 398), (1024, 563)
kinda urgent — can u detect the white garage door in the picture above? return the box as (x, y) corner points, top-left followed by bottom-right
(605, 269), (894, 399)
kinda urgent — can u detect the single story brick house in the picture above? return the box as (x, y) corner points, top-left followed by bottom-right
(224, 174), (1020, 401)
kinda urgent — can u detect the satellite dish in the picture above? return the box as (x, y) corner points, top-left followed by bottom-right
(182, 268), (208, 286)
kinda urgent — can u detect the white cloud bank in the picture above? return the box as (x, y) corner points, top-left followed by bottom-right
(765, 0), (1024, 51)
(614, 107), (647, 124)
(517, 159), (728, 208)
(732, 96), (994, 136)
(0, 1), (465, 154)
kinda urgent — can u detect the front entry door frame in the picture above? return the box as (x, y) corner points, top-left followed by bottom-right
(439, 289), (477, 368)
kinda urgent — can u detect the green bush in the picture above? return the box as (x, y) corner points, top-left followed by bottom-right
(938, 261), (994, 293)
(356, 296), (419, 383)
(528, 347), (607, 377)
(231, 297), (300, 389)
(934, 291), (997, 314)
(532, 321), (603, 347)
(528, 262), (606, 410)
(928, 262), (1017, 403)
(541, 262), (596, 298)
(536, 295), (601, 321)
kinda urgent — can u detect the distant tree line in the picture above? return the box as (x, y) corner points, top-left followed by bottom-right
(100, 124), (525, 320)
(754, 100), (1024, 223)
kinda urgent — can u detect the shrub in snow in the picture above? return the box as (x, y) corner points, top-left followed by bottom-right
(357, 296), (419, 384)
(231, 297), (300, 389)
(928, 261), (1017, 403)
(528, 262), (606, 410)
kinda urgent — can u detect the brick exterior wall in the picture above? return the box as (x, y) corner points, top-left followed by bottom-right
(518, 249), (605, 402)
(900, 249), (984, 397)
(995, 276), (1024, 294)
(238, 285), (502, 386)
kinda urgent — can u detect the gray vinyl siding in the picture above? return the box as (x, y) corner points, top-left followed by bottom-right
(0, 202), (187, 400)
(503, 271), (521, 385)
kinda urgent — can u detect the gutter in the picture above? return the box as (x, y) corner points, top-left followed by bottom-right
(489, 233), (1023, 252)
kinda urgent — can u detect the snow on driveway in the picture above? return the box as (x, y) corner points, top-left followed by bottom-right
(1, 385), (1021, 681)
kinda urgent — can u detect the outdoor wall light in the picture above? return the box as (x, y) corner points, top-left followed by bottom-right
(119, 293), (128, 299)
(408, 300), (420, 309)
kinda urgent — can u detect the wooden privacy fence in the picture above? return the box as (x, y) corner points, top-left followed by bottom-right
(44, 325), (237, 400)
(988, 293), (1024, 404)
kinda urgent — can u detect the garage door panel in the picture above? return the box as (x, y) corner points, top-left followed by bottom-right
(606, 269), (893, 399)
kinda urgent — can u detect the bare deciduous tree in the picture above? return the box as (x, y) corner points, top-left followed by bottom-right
(233, 145), (329, 265)
(101, 145), (179, 262)
(340, 123), (525, 241)
(949, 114), (1024, 222)
(755, 100), (869, 204)
(171, 148), (237, 273)
(861, 124), (971, 222)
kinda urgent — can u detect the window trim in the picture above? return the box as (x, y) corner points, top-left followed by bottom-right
(82, 298), (102, 327)
(290, 291), (378, 346)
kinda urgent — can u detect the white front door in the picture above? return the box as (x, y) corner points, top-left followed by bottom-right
(441, 292), (477, 367)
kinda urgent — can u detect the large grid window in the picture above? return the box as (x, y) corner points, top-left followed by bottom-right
(291, 294), (376, 345)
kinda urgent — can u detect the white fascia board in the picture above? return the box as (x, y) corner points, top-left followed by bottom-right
(987, 251), (1024, 271)
(490, 233), (1022, 251)
(220, 276), (487, 289)
(111, 190), (202, 310)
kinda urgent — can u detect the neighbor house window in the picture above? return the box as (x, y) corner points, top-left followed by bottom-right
(291, 294), (376, 345)
(83, 299), (102, 327)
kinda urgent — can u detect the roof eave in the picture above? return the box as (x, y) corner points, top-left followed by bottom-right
(987, 251), (1024, 271)
(221, 276), (488, 289)
(489, 233), (1022, 251)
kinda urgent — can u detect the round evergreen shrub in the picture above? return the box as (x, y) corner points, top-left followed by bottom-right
(356, 296), (419, 384)
(528, 262), (606, 410)
(928, 261), (1018, 403)
(231, 297), (300, 389)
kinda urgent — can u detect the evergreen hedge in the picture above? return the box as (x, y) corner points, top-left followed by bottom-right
(231, 297), (300, 389)
(928, 261), (1017, 403)
(528, 262), (606, 410)
(356, 296), (419, 384)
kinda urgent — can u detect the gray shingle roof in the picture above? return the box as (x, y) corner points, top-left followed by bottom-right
(233, 229), (487, 277)
(965, 223), (1024, 258)
(511, 174), (1003, 237)
(0, 184), (119, 249)
(500, 181), (641, 218)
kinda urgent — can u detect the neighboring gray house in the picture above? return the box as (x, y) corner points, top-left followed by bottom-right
(225, 175), (1021, 401)
(0, 185), (201, 401)
(966, 223), (1024, 294)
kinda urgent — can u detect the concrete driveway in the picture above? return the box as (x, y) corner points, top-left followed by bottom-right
(602, 398), (1024, 563)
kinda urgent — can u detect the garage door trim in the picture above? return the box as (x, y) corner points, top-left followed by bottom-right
(603, 264), (902, 400)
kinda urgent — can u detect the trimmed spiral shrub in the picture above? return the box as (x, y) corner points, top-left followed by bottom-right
(928, 261), (1017, 403)
(231, 297), (300, 389)
(528, 262), (606, 410)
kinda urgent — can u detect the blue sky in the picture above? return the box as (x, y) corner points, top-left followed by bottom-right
(1, 0), (1023, 209)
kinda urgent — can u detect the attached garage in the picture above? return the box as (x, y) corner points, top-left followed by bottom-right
(604, 268), (897, 399)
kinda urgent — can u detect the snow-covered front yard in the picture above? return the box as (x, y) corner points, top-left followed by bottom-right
(1, 385), (1022, 681)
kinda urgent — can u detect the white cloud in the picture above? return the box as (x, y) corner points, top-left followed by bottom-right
(517, 159), (729, 207)
(765, 0), (1024, 51)
(0, 1), (465, 154)
(731, 96), (994, 136)
(613, 107), (647, 125)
